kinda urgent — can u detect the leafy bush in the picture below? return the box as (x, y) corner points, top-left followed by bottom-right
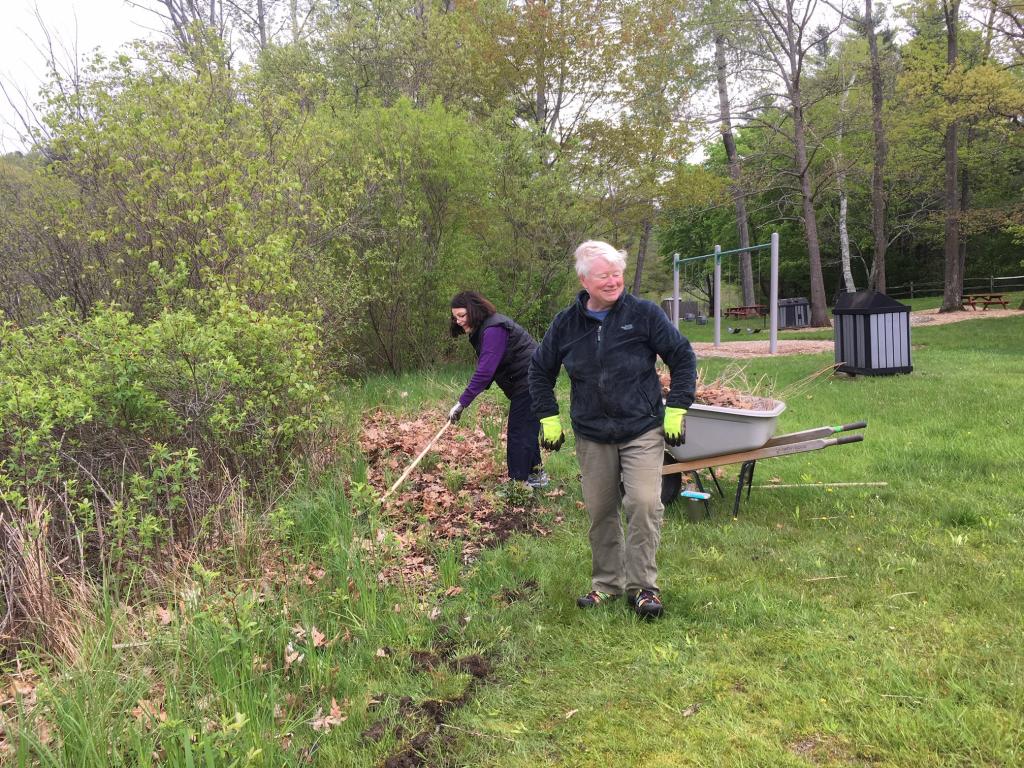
(0, 295), (326, 603)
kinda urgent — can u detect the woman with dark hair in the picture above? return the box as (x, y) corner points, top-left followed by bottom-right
(448, 291), (547, 488)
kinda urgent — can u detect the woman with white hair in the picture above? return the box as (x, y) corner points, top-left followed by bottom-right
(528, 240), (697, 618)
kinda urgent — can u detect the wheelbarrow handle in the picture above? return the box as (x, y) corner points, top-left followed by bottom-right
(834, 434), (864, 446)
(838, 420), (867, 433)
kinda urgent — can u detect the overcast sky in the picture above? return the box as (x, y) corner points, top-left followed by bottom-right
(0, 0), (159, 153)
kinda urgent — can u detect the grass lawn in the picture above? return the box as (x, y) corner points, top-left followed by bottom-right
(5, 315), (1023, 767)
(442, 314), (1024, 767)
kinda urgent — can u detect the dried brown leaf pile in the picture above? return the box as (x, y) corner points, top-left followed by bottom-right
(660, 367), (777, 411)
(358, 406), (551, 585)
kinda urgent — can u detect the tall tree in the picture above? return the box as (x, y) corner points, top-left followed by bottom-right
(715, 32), (756, 305)
(746, 0), (836, 325)
(131, 0), (228, 59)
(889, 0), (1022, 292)
(940, 0), (962, 312)
(834, 68), (857, 292)
(504, 0), (623, 147)
(617, 0), (700, 293)
(866, 0), (889, 292)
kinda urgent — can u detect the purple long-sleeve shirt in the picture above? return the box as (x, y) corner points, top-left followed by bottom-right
(459, 325), (509, 408)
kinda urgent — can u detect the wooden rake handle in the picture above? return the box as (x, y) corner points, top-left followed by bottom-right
(381, 420), (451, 502)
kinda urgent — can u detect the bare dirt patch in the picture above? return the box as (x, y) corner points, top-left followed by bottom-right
(369, 652), (494, 767)
(909, 307), (1022, 326)
(787, 733), (871, 765)
(692, 339), (834, 358)
(494, 578), (539, 603)
(453, 654), (491, 679)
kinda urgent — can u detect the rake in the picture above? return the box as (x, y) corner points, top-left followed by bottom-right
(381, 420), (451, 502)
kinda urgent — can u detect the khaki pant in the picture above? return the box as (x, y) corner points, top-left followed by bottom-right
(575, 427), (664, 595)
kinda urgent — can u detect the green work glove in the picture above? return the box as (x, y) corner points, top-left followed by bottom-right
(539, 415), (565, 451)
(663, 407), (686, 447)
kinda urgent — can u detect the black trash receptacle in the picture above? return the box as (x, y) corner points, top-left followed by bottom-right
(833, 291), (912, 375)
(778, 297), (810, 329)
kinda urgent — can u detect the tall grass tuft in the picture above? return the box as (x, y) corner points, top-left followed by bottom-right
(1, 498), (93, 662)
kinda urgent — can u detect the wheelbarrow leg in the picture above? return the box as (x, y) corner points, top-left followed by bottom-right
(733, 461), (756, 518)
(705, 468), (724, 497)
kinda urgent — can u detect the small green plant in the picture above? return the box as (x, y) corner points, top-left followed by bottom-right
(478, 413), (505, 445)
(437, 541), (463, 588)
(943, 508), (982, 528)
(494, 479), (536, 510)
(348, 481), (382, 517)
(443, 468), (467, 493)
(421, 451), (442, 472)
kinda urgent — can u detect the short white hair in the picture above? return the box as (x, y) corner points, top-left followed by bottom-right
(574, 240), (627, 277)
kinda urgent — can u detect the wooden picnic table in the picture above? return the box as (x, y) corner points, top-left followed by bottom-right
(962, 293), (1008, 310)
(723, 304), (767, 319)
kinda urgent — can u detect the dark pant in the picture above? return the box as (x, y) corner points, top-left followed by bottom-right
(507, 389), (542, 481)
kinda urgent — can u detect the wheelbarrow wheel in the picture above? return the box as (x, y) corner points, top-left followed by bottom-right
(660, 452), (683, 506)
(618, 453), (683, 506)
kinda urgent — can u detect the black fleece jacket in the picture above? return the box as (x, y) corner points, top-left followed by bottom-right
(528, 290), (697, 444)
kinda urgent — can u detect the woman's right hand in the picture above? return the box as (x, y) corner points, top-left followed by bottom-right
(448, 403), (464, 423)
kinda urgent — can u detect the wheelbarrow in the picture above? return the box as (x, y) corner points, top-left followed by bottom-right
(658, 400), (867, 516)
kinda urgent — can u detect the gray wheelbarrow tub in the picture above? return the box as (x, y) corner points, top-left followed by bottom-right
(668, 400), (787, 462)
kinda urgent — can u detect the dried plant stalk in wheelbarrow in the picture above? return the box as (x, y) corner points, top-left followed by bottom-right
(659, 362), (837, 410)
(660, 364), (776, 410)
(658, 362), (840, 462)
(654, 362), (864, 514)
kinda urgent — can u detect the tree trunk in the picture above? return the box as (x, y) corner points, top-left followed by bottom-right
(794, 107), (829, 325)
(747, 0), (828, 325)
(836, 72), (856, 294)
(958, 138), (970, 286)
(715, 34), (754, 306)
(940, 0), (962, 312)
(866, 0), (888, 293)
(631, 218), (652, 295)
(256, 0), (267, 50)
(954, 1), (1000, 295)
(837, 168), (855, 293)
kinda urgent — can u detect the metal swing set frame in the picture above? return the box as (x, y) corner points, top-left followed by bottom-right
(669, 232), (781, 354)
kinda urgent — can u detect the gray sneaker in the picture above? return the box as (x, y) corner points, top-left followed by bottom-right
(525, 470), (550, 489)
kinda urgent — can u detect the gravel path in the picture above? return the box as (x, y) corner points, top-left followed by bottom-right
(691, 306), (1022, 359)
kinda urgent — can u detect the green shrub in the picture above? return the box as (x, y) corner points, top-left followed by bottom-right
(0, 295), (326, 580)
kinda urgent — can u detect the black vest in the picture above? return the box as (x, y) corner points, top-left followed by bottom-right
(469, 313), (537, 399)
